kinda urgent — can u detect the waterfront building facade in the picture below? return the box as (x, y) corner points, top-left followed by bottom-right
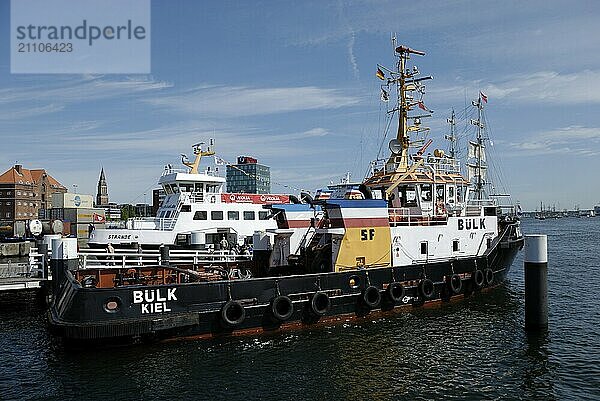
(0, 164), (66, 226)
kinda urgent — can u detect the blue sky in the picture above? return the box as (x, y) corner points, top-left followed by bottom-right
(1, 0), (599, 210)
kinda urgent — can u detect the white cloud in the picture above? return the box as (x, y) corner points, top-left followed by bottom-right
(0, 76), (172, 119)
(144, 85), (360, 117)
(430, 70), (600, 106)
(505, 126), (600, 157)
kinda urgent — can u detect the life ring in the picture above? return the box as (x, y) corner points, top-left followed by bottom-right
(386, 282), (405, 303)
(472, 269), (485, 289)
(309, 291), (330, 316)
(484, 268), (494, 286)
(447, 274), (462, 294)
(221, 300), (245, 327)
(361, 285), (381, 309)
(419, 279), (435, 299)
(271, 295), (294, 321)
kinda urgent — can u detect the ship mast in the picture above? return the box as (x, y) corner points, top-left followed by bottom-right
(466, 94), (488, 200)
(385, 43), (430, 173)
(181, 139), (215, 174)
(446, 109), (457, 158)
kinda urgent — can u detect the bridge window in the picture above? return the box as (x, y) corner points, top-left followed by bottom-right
(453, 239), (459, 252)
(420, 184), (432, 202)
(194, 183), (203, 192)
(193, 211), (207, 220)
(244, 211), (255, 220)
(420, 241), (428, 255)
(228, 211), (239, 220)
(259, 211), (269, 220)
(180, 184), (193, 192)
(211, 211), (223, 220)
(181, 205), (191, 212)
(436, 184), (445, 202)
(400, 185), (417, 207)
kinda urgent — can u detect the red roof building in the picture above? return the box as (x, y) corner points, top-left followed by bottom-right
(0, 164), (67, 225)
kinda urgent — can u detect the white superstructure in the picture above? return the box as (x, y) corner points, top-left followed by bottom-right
(89, 143), (290, 248)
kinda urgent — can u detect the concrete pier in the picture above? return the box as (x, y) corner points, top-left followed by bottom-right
(524, 234), (548, 331)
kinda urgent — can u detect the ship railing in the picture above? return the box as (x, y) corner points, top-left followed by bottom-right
(419, 156), (461, 174)
(161, 167), (220, 176)
(467, 199), (498, 207)
(0, 247), (49, 280)
(78, 248), (250, 270)
(128, 217), (177, 230)
(161, 168), (188, 176)
(388, 208), (447, 226)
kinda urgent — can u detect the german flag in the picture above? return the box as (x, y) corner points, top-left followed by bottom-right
(376, 67), (385, 80)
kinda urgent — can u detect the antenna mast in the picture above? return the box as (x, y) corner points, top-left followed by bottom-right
(446, 109), (457, 158)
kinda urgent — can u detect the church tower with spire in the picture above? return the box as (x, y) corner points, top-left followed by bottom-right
(96, 168), (109, 207)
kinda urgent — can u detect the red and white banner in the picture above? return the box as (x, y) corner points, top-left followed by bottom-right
(222, 193), (290, 204)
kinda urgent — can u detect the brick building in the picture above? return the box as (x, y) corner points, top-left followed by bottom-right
(0, 164), (67, 225)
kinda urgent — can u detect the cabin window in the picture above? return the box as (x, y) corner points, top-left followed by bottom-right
(400, 185), (417, 207)
(164, 185), (173, 195)
(487, 238), (493, 249)
(194, 183), (203, 193)
(436, 184), (445, 202)
(171, 185), (179, 193)
(211, 211), (223, 220)
(456, 186), (463, 203)
(259, 211), (270, 220)
(180, 205), (191, 212)
(165, 211), (172, 218)
(448, 186), (455, 203)
(453, 239), (460, 252)
(193, 211), (207, 220)
(420, 184), (432, 202)
(228, 211), (239, 220)
(420, 241), (428, 255)
(181, 184), (193, 193)
(243, 211), (255, 220)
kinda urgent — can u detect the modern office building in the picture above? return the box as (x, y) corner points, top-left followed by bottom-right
(226, 156), (270, 194)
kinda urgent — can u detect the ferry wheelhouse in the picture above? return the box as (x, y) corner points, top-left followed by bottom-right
(88, 142), (289, 249)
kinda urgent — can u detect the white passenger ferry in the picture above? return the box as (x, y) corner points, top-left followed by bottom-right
(88, 143), (290, 249)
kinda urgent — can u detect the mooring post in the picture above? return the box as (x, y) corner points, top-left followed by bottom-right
(160, 244), (170, 266)
(40, 243), (48, 279)
(524, 234), (548, 331)
(50, 238), (78, 295)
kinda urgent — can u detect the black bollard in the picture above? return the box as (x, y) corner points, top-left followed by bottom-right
(40, 243), (49, 279)
(49, 238), (79, 296)
(160, 245), (170, 266)
(524, 234), (548, 331)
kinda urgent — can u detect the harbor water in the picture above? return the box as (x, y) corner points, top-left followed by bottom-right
(0, 218), (598, 400)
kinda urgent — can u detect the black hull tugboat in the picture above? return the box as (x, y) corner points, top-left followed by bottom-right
(48, 43), (523, 345)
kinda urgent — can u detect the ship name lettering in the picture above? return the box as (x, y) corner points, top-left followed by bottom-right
(133, 288), (177, 314)
(457, 218), (486, 231)
(108, 234), (131, 240)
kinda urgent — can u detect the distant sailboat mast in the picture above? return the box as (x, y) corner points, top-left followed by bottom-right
(468, 93), (487, 200)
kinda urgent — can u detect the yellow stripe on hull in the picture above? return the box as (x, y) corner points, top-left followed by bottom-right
(334, 226), (391, 271)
